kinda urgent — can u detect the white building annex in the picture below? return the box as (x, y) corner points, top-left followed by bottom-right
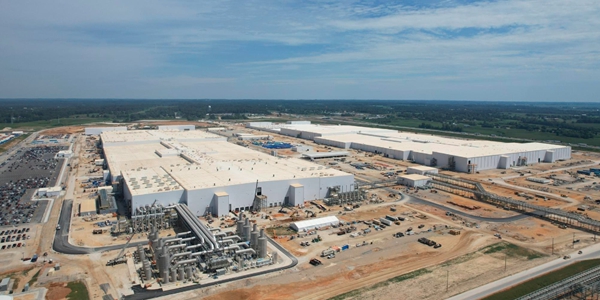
(98, 129), (354, 217)
(290, 216), (340, 231)
(398, 174), (430, 187)
(248, 122), (571, 173)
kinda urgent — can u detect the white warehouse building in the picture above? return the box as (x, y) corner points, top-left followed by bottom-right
(99, 130), (354, 217)
(157, 124), (195, 131)
(248, 122), (571, 173)
(84, 126), (127, 135)
(407, 166), (439, 175)
(291, 216), (340, 231)
(398, 174), (430, 187)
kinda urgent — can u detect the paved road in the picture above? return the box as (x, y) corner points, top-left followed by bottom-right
(447, 243), (600, 300)
(407, 196), (531, 223)
(53, 199), (146, 254)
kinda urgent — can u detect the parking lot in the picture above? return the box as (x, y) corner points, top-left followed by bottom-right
(0, 226), (33, 251)
(0, 146), (65, 226)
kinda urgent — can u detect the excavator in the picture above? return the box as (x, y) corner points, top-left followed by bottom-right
(290, 210), (300, 221)
(305, 210), (316, 218)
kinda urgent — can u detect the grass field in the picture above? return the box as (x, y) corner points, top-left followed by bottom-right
(266, 226), (296, 237)
(329, 242), (542, 300)
(482, 259), (600, 300)
(0, 134), (28, 154)
(66, 281), (90, 300)
(27, 269), (41, 286)
(328, 268), (433, 300)
(0, 117), (111, 131)
(481, 242), (544, 260)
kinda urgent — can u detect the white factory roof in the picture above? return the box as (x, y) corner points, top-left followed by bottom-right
(101, 129), (224, 144)
(101, 130), (351, 195)
(291, 216), (340, 231)
(283, 124), (396, 136)
(301, 151), (349, 159)
(398, 174), (430, 181)
(407, 166), (438, 171)
(314, 132), (566, 159)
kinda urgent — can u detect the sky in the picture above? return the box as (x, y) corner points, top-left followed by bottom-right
(0, 0), (599, 101)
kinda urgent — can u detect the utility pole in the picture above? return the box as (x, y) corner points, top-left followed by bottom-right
(573, 233), (575, 248)
(552, 238), (554, 255)
(505, 252), (507, 272)
(446, 269), (449, 292)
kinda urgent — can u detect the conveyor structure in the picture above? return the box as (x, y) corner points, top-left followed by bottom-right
(428, 174), (600, 233)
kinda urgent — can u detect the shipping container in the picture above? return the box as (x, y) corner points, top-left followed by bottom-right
(379, 218), (392, 226)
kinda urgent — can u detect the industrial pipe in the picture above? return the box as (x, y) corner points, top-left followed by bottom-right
(236, 248), (256, 255)
(175, 259), (197, 266)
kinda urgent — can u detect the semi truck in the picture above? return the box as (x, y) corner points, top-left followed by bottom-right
(379, 218), (393, 226)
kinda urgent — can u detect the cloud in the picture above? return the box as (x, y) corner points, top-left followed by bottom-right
(0, 0), (598, 100)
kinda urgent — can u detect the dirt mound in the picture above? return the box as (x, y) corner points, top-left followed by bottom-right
(46, 282), (71, 300)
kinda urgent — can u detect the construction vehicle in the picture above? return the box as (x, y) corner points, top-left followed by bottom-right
(321, 248), (335, 257)
(305, 210), (316, 218)
(108, 200), (159, 267)
(379, 218), (392, 226)
(290, 210), (300, 220)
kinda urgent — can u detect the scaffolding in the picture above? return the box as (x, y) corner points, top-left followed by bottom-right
(323, 185), (366, 206)
(130, 204), (174, 233)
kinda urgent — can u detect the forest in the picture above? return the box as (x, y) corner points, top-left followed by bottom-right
(1, 99), (600, 145)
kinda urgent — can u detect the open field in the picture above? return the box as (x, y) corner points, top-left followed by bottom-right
(330, 242), (546, 300)
(0, 117), (112, 131)
(0, 134), (29, 154)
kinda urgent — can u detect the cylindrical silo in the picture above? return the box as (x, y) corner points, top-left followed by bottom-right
(178, 268), (185, 281)
(250, 224), (259, 250)
(243, 219), (251, 242)
(162, 270), (169, 284)
(186, 266), (192, 279)
(137, 245), (146, 261)
(236, 214), (244, 236)
(170, 269), (177, 282)
(144, 263), (152, 281)
(272, 251), (278, 264)
(258, 229), (267, 258)
(158, 252), (170, 275)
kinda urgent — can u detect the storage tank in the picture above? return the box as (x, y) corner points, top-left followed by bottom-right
(178, 268), (185, 281)
(243, 218), (251, 242)
(258, 229), (267, 258)
(272, 251), (278, 264)
(137, 245), (146, 261)
(236, 214), (244, 236)
(158, 252), (170, 275)
(162, 270), (169, 284)
(186, 266), (192, 279)
(250, 224), (259, 250)
(170, 269), (177, 282)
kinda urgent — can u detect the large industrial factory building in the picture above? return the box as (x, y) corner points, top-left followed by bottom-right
(247, 122), (571, 173)
(99, 129), (354, 217)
